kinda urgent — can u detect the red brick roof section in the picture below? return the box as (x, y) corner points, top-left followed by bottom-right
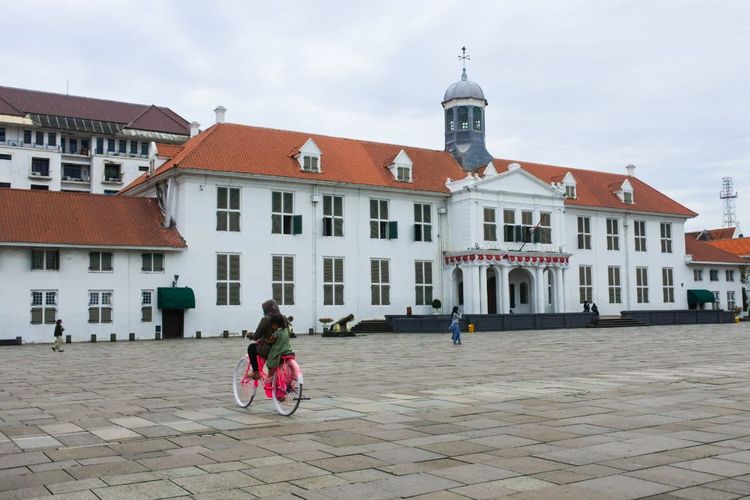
(705, 237), (750, 258)
(686, 227), (736, 240)
(0, 95), (23, 116)
(686, 236), (747, 263)
(123, 123), (697, 218)
(0, 189), (186, 249)
(0, 85), (189, 135)
(155, 143), (184, 158)
(491, 159), (697, 217)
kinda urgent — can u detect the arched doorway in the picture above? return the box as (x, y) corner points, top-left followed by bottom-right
(452, 267), (464, 308)
(487, 267), (497, 314)
(508, 268), (534, 313)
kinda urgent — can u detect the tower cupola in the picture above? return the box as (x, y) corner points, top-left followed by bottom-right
(442, 47), (493, 171)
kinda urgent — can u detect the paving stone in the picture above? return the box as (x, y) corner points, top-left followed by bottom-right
(306, 454), (387, 473)
(575, 474), (676, 498)
(245, 462), (330, 483)
(171, 470), (261, 493)
(93, 479), (190, 499)
(626, 465), (723, 487)
(0, 451), (50, 470)
(427, 463), (518, 484)
(47, 477), (108, 494)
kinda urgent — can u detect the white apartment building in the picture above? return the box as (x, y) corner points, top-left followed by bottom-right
(0, 86), (191, 194)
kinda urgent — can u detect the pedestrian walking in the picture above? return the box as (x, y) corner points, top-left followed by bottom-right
(52, 319), (64, 352)
(449, 306), (462, 345)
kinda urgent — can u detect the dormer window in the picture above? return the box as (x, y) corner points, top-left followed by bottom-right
(302, 155), (319, 172)
(616, 179), (634, 204)
(389, 150), (413, 183)
(296, 138), (322, 173)
(561, 172), (577, 199)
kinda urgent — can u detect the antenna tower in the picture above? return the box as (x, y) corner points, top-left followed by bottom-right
(720, 176), (738, 227)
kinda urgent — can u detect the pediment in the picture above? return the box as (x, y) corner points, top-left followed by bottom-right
(299, 138), (321, 155)
(473, 166), (562, 197)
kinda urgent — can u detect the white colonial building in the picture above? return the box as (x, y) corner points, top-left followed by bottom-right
(0, 85), (191, 194)
(0, 71), (745, 343)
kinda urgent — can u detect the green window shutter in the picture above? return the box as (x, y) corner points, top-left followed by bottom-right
(514, 225), (522, 241)
(388, 221), (398, 239)
(292, 215), (303, 234)
(533, 229), (541, 243)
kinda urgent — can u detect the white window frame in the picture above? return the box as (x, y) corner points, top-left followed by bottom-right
(272, 255), (295, 305)
(31, 249), (59, 270)
(414, 203), (432, 242)
(660, 222), (672, 253)
(217, 253), (241, 306)
(538, 212), (552, 244)
(323, 257), (344, 306)
(608, 266), (621, 304)
(662, 267), (674, 303)
(634, 220), (647, 252)
(31, 290), (57, 324)
(88, 290), (113, 323)
(371, 258), (390, 305)
(141, 289), (153, 322)
(636, 267), (649, 304)
(89, 251), (113, 272)
(141, 253), (165, 273)
(272, 191), (295, 235)
(606, 219), (619, 251)
(322, 195), (343, 237)
(302, 154), (320, 172)
(217, 186), (240, 232)
(483, 207), (497, 241)
(369, 199), (389, 239)
(726, 270), (735, 282)
(564, 184), (576, 199)
(694, 269), (703, 281)
(579, 265), (592, 303)
(503, 209), (516, 242)
(728, 291), (736, 310)
(415, 261), (433, 306)
(709, 269), (719, 281)
(577, 217), (591, 250)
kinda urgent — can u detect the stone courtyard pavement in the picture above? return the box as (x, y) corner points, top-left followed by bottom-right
(3, 325), (750, 499)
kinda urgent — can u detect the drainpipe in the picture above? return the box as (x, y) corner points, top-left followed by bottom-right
(623, 214), (631, 311)
(311, 185), (320, 332)
(437, 199), (448, 313)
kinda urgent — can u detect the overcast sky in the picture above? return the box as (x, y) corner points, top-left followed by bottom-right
(5, 0), (749, 231)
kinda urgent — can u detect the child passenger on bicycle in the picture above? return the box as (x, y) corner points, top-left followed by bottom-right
(265, 314), (294, 377)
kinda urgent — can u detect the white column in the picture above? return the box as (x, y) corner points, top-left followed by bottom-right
(560, 267), (568, 312)
(500, 265), (511, 314)
(534, 266), (545, 314)
(479, 265), (488, 314)
(554, 267), (564, 313)
(466, 265), (481, 314)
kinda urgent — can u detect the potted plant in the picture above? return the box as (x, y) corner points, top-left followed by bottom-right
(431, 299), (442, 315)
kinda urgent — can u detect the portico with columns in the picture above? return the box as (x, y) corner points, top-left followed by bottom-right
(445, 251), (570, 315)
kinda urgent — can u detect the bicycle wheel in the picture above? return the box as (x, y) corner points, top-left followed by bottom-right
(271, 359), (303, 416)
(232, 355), (257, 408)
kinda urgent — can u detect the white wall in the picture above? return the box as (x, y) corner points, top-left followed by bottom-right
(0, 246), (180, 343)
(165, 175), (446, 336)
(565, 207), (690, 315)
(687, 263), (744, 310)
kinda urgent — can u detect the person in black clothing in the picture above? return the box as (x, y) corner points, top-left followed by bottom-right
(52, 319), (64, 352)
(591, 303), (599, 319)
(246, 299), (282, 379)
(583, 301), (590, 312)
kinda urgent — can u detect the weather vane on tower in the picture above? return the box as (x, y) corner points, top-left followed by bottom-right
(458, 46), (470, 80)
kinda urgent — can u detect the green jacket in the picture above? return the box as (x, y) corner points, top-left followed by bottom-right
(266, 327), (293, 369)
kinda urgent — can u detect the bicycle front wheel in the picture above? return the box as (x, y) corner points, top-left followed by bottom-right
(232, 355), (257, 408)
(271, 359), (303, 416)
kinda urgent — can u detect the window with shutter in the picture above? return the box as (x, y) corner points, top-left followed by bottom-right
(272, 191), (295, 234)
(414, 203), (432, 242)
(31, 290), (56, 324)
(88, 290), (113, 323)
(217, 187), (240, 232)
(217, 253), (240, 305)
(370, 199), (389, 239)
(483, 208), (496, 241)
(414, 261), (433, 306)
(272, 255), (295, 305)
(371, 259), (390, 305)
(323, 195), (344, 237)
(503, 210), (516, 242)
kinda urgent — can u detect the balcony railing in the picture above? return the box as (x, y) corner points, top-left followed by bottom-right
(62, 175), (91, 183)
(102, 175), (124, 184)
(1, 139), (61, 151)
(1, 139), (150, 160)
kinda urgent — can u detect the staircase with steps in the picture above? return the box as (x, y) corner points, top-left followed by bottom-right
(588, 315), (647, 328)
(349, 319), (392, 334)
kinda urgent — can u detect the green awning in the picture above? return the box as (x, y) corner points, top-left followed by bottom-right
(687, 289), (716, 304)
(157, 287), (195, 309)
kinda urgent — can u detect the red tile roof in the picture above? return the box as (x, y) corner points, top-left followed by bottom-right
(0, 95), (22, 116)
(0, 85), (189, 135)
(686, 227), (737, 241)
(705, 237), (750, 258)
(685, 236), (746, 264)
(122, 123), (697, 218)
(0, 189), (185, 249)
(155, 143), (184, 158)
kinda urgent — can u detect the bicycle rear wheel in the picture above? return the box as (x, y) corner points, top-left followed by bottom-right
(232, 355), (257, 408)
(271, 359), (303, 416)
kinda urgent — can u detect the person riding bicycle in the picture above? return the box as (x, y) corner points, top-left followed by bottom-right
(246, 299), (282, 380)
(266, 314), (294, 376)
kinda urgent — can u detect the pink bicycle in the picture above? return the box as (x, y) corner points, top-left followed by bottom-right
(232, 352), (304, 416)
